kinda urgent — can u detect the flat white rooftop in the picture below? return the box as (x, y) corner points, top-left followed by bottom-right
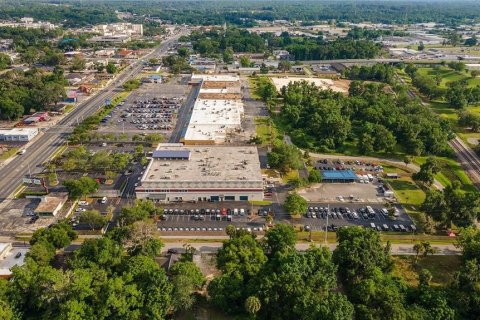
(184, 99), (243, 142)
(191, 74), (240, 82)
(0, 128), (38, 135)
(142, 145), (262, 184)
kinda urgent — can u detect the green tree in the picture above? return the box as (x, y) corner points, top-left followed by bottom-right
(333, 226), (393, 284)
(106, 62), (117, 74)
(240, 55), (251, 68)
(0, 53), (12, 70)
(69, 56), (86, 72)
(122, 79), (141, 91)
(170, 261), (205, 311)
(79, 210), (108, 230)
(267, 143), (303, 173)
(216, 233), (267, 278)
(283, 193), (307, 217)
(413, 157), (440, 186)
(223, 47), (234, 63)
(264, 223), (296, 255)
(63, 177), (100, 199)
(278, 60), (291, 72)
(245, 296), (261, 317)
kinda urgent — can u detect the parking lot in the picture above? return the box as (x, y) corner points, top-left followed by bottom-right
(299, 182), (385, 203)
(98, 82), (189, 138)
(157, 204), (273, 234)
(298, 203), (415, 232)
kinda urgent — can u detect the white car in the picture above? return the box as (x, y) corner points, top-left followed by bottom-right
(76, 208), (86, 212)
(78, 201), (88, 206)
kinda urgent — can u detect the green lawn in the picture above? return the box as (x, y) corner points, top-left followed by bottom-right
(255, 116), (282, 146)
(0, 147), (19, 160)
(416, 67), (480, 88)
(392, 255), (462, 287)
(387, 178), (426, 206)
(414, 156), (476, 192)
(282, 169), (299, 183)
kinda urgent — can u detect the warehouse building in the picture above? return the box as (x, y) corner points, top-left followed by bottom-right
(136, 145), (264, 202)
(321, 170), (359, 183)
(182, 74), (244, 145)
(0, 128), (39, 142)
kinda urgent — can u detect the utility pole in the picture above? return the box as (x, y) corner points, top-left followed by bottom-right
(324, 204), (329, 244)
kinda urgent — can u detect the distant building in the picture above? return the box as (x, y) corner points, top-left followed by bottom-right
(23, 111), (50, 125)
(0, 17), (56, 30)
(89, 35), (131, 44)
(93, 23), (143, 37)
(0, 128), (39, 141)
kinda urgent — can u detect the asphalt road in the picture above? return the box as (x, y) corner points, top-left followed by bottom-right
(168, 82), (200, 143)
(0, 31), (188, 203)
(160, 242), (461, 255)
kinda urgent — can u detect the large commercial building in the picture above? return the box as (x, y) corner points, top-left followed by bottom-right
(182, 74), (244, 145)
(93, 23), (143, 36)
(0, 128), (39, 142)
(136, 145), (263, 202)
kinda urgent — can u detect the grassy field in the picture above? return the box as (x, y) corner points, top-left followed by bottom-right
(296, 231), (457, 244)
(414, 156), (476, 192)
(0, 147), (19, 160)
(382, 164), (426, 207)
(282, 169), (299, 183)
(387, 178), (426, 206)
(255, 116), (282, 146)
(416, 66), (480, 89)
(248, 76), (262, 100)
(392, 255), (461, 287)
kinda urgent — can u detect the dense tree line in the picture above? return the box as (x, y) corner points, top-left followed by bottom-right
(209, 224), (354, 319)
(112, 0), (480, 26)
(210, 224), (478, 319)
(0, 2), (118, 27)
(266, 32), (382, 61)
(279, 80), (452, 156)
(421, 181), (480, 228)
(343, 63), (396, 84)
(0, 68), (66, 120)
(406, 64), (480, 109)
(0, 200), (204, 319)
(346, 27), (408, 40)
(187, 28), (266, 56)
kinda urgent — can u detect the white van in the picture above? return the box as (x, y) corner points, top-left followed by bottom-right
(100, 197), (107, 204)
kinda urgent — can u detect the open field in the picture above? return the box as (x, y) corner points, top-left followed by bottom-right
(392, 255), (462, 287)
(414, 156), (476, 192)
(416, 66), (480, 88)
(270, 76), (350, 93)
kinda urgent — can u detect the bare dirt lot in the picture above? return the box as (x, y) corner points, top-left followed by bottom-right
(270, 76), (350, 93)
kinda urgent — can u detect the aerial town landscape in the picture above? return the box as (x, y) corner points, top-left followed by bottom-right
(0, 0), (480, 319)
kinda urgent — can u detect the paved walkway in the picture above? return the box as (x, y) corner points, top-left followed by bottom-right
(161, 241), (460, 255)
